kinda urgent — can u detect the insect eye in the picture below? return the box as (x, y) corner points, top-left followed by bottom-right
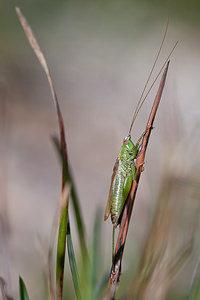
(123, 140), (128, 145)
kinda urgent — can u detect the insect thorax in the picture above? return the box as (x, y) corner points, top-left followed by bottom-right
(118, 138), (135, 162)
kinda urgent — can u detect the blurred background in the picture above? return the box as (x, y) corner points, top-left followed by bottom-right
(0, 0), (200, 299)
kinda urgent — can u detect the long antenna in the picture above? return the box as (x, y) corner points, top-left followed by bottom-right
(128, 12), (171, 136)
(130, 41), (178, 132)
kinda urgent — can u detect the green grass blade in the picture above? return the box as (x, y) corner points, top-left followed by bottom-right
(67, 220), (81, 300)
(91, 210), (101, 299)
(56, 200), (69, 299)
(19, 277), (29, 300)
(167, 241), (193, 281)
(94, 271), (110, 300)
(52, 135), (88, 259)
(48, 184), (71, 300)
(80, 211), (102, 300)
(186, 260), (200, 300)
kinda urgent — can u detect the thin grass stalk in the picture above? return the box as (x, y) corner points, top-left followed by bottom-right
(107, 61), (170, 300)
(15, 8), (87, 260)
(66, 219), (82, 300)
(52, 135), (88, 260)
(56, 206), (68, 299)
(15, 8), (83, 299)
(19, 277), (29, 300)
(92, 212), (101, 285)
(15, 9), (68, 297)
(186, 259), (200, 300)
(0, 277), (13, 300)
(48, 185), (71, 300)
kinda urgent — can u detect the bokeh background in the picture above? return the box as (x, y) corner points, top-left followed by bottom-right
(0, 0), (200, 299)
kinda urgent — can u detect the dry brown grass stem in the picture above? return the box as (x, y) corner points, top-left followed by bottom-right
(15, 6), (68, 191)
(107, 61), (170, 300)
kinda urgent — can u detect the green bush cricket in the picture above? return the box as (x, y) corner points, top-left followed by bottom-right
(104, 132), (146, 226)
(104, 19), (177, 259)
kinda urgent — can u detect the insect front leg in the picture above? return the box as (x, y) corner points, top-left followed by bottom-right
(134, 126), (153, 177)
(135, 125), (153, 151)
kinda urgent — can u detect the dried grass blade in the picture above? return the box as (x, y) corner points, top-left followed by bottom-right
(15, 7), (67, 181)
(0, 277), (13, 300)
(128, 178), (193, 300)
(167, 240), (193, 282)
(15, 7), (60, 118)
(107, 62), (170, 300)
(128, 183), (171, 299)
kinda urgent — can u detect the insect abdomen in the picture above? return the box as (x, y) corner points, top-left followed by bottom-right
(111, 170), (125, 224)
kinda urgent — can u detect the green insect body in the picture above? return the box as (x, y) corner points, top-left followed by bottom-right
(104, 133), (144, 227)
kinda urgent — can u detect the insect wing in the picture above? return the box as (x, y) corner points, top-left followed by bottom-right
(104, 159), (119, 221)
